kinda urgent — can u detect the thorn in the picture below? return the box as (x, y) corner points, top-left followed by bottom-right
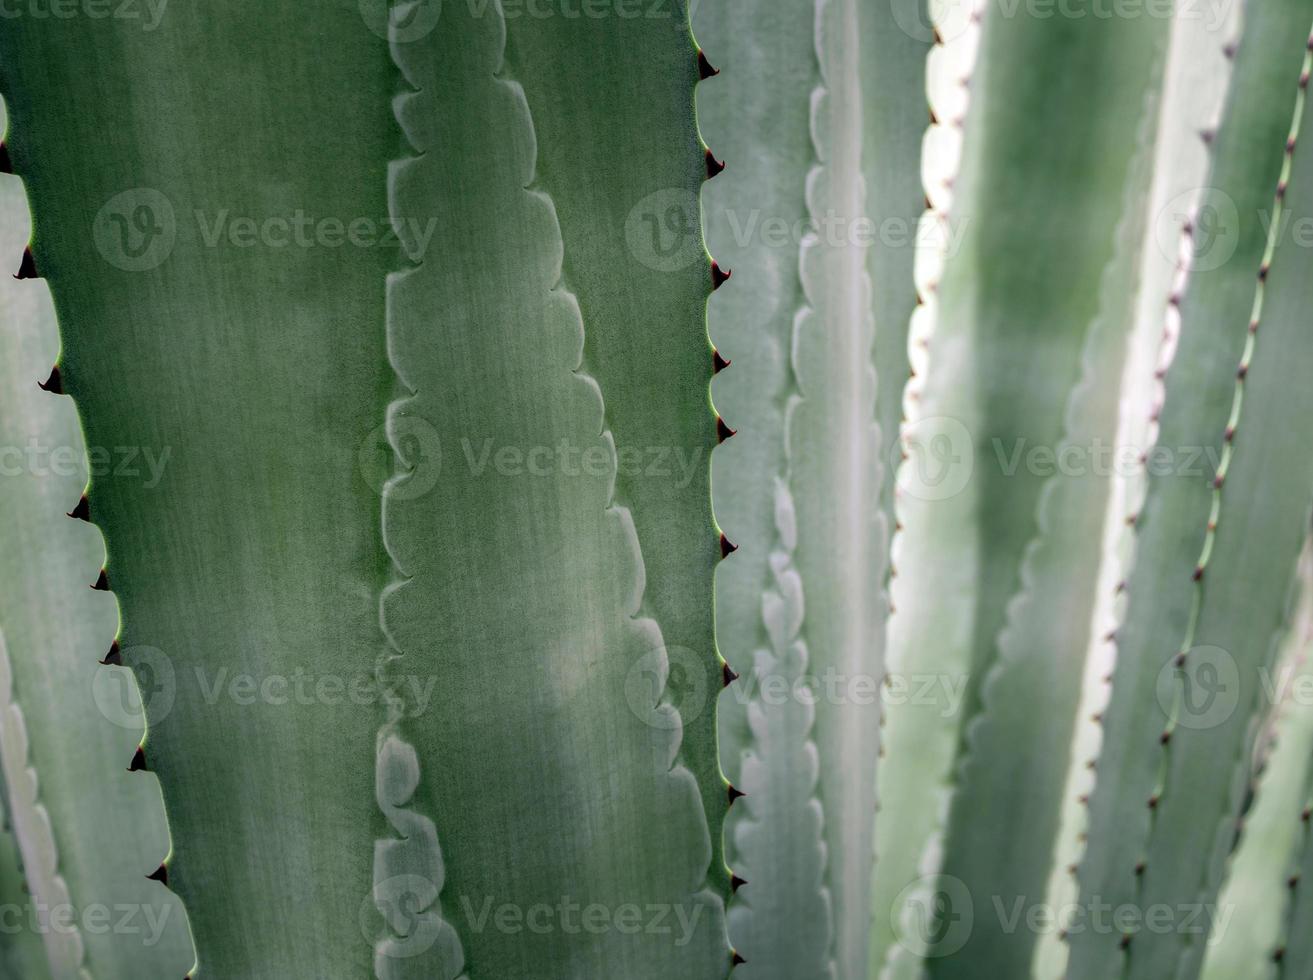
(1192, 565), (1204, 582)
(933, 26), (944, 44)
(1274, 948), (1286, 963)
(697, 49), (719, 79)
(1277, 181), (1288, 201)
(929, 107), (939, 125)
(146, 863), (168, 887)
(731, 951), (746, 967)
(1259, 263), (1270, 282)
(1148, 793), (1160, 810)
(1200, 129), (1216, 145)
(1135, 861), (1146, 876)
(92, 568), (109, 591)
(1288, 136), (1298, 155)
(1222, 42), (1237, 59)
(1120, 934), (1132, 951)
(1224, 425), (1236, 442)
(1175, 652), (1187, 668)
(1237, 363), (1248, 380)
(68, 495), (90, 522)
(711, 262), (731, 290)
(1303, 806), (1311, 822)
(0, 142), (10, 174)
(705, 150), (725, 180)
(1289, 874), (1301, 889)
(717, 416), (736, 443)
(38, 365), (63, 394)
(720, 534), (738, 559)
(101, 641), (122, 666)
(727, 784), (745, 805)
(713, 349), (730, 374)
(129, 746), (148, 772)
(14, 247), (37, 280)
(1160, 730), (1171, 745)
(730, 874), (747, 893)
(1212, 473), (1225, 490)
(722, 662), (739, 687)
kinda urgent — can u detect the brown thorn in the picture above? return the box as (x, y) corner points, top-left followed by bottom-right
(38, 365), (63, 394)
(68, 495), (90, 522)
(722, 662), (739, 687)
(705, 150), (725, 180)
(14, 247), (37, 280)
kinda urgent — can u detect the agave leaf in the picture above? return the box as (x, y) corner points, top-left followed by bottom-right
(697, 0), (927, 975)
(876, 3), (1169, 976)
(0, 5), (397, 974)
(1070, 5), (1313, 979)
(503, 0), (730, 900)
(696, 2), (836, 976)
(1034, 9), (1243, 976)
(0, 99), (192, 977)
(869, 6), (983, 975)
(1276, 674), (1313, 977)
(377, 1), (728, 977)
(1200, 537), (1313, 980)
(0, 799), (51, 980)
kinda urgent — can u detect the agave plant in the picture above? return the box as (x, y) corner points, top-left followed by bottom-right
(2, 0), (1313, 978)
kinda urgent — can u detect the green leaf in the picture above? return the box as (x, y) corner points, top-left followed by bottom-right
(1034, 9), (1243, 976)
(1070, 6), (1313, 979)
(378, 1), (727, 977)
(876, 3), (1169, 976)
(697, 0), (927, 975)
(1200, 538), (1313, 980)
(0, 5), (397, 974)
(504, 0), (731, 902)
(0, 797), (51, 980)
(0, 97), (192, 978)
